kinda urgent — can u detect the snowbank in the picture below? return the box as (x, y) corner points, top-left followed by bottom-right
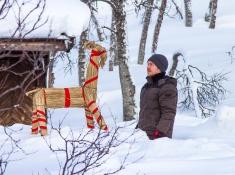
(216, 105), (235, 134)
(0, 0), (90, 39)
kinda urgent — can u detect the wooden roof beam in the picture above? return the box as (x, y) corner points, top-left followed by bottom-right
(0, 38), (68, 52)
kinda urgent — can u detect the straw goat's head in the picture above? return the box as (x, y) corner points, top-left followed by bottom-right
(84, 41), (107, 68)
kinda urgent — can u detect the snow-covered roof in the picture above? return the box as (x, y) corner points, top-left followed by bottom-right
(0, 0), (90, 39)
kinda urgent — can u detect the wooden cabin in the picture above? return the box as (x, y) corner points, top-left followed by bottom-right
(0, 38), (69, 126)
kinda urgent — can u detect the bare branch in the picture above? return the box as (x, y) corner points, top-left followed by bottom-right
(43, 113), (138, 175)
(176, 53), (228, 117)
(0, 0), (14, 20)
(10, 0), (48, 38)
(0, 126), (33, 174)
(226, 46), (235, 64)
(170, 0), (183, 19)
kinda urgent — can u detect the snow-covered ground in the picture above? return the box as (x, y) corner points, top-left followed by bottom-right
(1, 0), (235, 174)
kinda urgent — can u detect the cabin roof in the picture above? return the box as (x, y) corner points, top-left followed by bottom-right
(0, 38), (67, 52)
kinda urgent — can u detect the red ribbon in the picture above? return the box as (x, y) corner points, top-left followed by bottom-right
(64, 88), (71, 108)
(83, 76), (98, 87)
(90, 58), (99, 70)
(91, 50), (106, 57)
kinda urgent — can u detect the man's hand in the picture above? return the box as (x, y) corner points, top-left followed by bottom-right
(146, 129), (166, 140)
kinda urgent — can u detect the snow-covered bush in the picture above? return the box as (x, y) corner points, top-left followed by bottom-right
(174, 53), (227, 118)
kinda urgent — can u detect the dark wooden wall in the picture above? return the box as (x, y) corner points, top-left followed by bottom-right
(0, 51), (49, 126)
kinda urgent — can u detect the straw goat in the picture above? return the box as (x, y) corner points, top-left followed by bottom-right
(26, 41), (108, 136)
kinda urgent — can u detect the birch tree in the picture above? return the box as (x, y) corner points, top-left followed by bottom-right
(136, 0), (154, 65)
(114, 0), (136, 121)
(184, 0), (192, 27)
(135, 0), (182, 64)
(78, 1), (105, 85)
(48, 56), (56, 87)
(168, 52), (180, 77)
(204, 0), (212, 22)
(90, 10), (105, 41)
(78, 30), (88, 86)
(152, 0), (167, 53)
(109, 9), (118, 71)
(209, 0), (218, 29)
(88, 0), (136, 121)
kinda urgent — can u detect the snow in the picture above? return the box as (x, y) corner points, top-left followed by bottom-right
(216, 105), (235, 135)
(0, 0), (90, 39)
(1, 0), (235, 174)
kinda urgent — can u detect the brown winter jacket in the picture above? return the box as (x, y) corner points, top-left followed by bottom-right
(137, 73), (178, 139)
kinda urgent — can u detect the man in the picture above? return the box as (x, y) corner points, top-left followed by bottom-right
(137, 54), (178, 140)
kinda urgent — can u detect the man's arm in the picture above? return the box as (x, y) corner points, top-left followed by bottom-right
(156, 84), (178, 137)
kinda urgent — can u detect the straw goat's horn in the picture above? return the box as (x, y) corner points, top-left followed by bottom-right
(84, 41), (96, 49)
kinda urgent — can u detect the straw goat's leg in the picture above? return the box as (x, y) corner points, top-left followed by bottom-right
(35, 89), (47, 136)
(85, 97), (108, 131)
(31, 96), (39, 135)
(85, 106), (95, 129)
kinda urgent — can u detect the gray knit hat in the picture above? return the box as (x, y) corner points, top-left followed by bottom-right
(148, 54), (168, 72)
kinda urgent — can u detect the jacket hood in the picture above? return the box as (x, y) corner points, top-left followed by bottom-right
(158, 76), (177, 87)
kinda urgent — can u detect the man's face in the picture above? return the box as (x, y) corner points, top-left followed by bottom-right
(147, 60), (161, 76)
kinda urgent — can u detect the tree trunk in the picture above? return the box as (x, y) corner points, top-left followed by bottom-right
(137, 0), (154, 65)
(115, 0), (136, 121)
(119, 62), (136, 121)
(204, 0), (212, 22)
(184, 0), (193, 27)
(91, 11), (104, 41)
(152, 0), (167, 53)
(168, 52), (181, 77)
(78, 30), (88, 86)
(109, 9), (118, 71)
(48, 57), (55, 88)
(209, 0), (218, 29)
